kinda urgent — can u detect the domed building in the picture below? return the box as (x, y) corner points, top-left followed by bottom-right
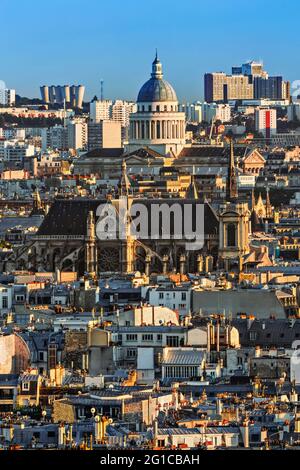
(127, 54), (186, 156)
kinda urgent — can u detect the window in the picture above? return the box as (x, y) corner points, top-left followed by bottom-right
(157, 334), (162, 341)
(127, 348), (137, 358)
(39, 351), (44, 361)
(47, 431), (55, 438)
(142, 334), (153, 341)
(159, 292), (164, 299)
(22, 382), (30, 391)
(181, 292), (186, 301)
(249, 332), (257, 341)
(2, 297), (8, 309)
(126, 334), (137, 342)
(166, 336), (179, 347)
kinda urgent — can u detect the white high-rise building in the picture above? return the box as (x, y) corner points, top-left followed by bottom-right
(41, 126), (68, 150)
(90, 100), (112, 122)
(3, 142), (35, 163)
(0, 87), (16, 106)
(180, 102), (202, 123)
(255, 107), (277, 138)
(202, 102), (231, 123)
(67, 119), (87, 150)
(111, 100), (136, 128)
(90, 99), (136, 143)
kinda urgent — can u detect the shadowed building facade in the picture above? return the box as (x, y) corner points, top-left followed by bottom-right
(13, 153), (250, 276)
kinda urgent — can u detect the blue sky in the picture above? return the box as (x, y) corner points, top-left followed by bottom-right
(1, 0), (300, 102)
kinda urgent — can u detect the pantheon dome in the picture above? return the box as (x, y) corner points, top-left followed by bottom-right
(128, 54), (186, 157)
(137, 55), (178, 103)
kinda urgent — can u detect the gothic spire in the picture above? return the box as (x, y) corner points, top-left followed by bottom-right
(251, 188), (256, 210)
(226, 138), (238, 202)
(265, 187), (272, 218)
(186, 174), (199, 200)
(119, 159), (131, 197)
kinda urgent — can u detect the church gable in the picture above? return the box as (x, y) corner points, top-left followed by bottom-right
(243, 149), (266, 164)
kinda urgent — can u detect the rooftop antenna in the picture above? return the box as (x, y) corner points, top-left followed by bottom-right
(100, 79), (104, 101)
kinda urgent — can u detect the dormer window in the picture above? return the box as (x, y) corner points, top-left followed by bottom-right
(22, 382), (30, 391)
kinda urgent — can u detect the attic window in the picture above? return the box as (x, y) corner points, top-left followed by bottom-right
(22, 382), (30, 391)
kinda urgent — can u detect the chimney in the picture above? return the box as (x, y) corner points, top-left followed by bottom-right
(216, 321), (220, 353)
(216, 398), (223, 415)
(207, 322), (210, 353)
(225, 325), (229, 346)
(58, 423), (66, 448)
(240, 419), (250, 448)
(235, 406), (239, 423)
(94, 416), (101, 443)
(153, 419), (158, 447)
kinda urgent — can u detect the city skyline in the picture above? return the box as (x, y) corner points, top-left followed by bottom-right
(2, 0), (300, 102)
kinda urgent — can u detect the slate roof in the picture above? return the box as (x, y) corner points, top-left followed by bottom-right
(157, 426), (239, 435)
(81, 148), (124, 159)
(177, 146), (247, 160)
(36, 199), (103, 236)
(0, 374), (19, 387)
(36, 198), (219, 237)
(162, 349), (205, 365)
(232, 318), (300, 347)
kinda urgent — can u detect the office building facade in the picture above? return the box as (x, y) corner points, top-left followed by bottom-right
(205, 61), (290, 102)
(88, 121), (122, 150)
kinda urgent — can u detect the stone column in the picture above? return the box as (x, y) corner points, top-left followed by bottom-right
(162, 255), (169, 275)
(145, 254), (151, 276)
(197, 254), (203, 273)
(205, 255), (214, 273)
(179, 254), (186, 275)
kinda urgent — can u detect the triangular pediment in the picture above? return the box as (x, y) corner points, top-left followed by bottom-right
(243, 149), (266, 164)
